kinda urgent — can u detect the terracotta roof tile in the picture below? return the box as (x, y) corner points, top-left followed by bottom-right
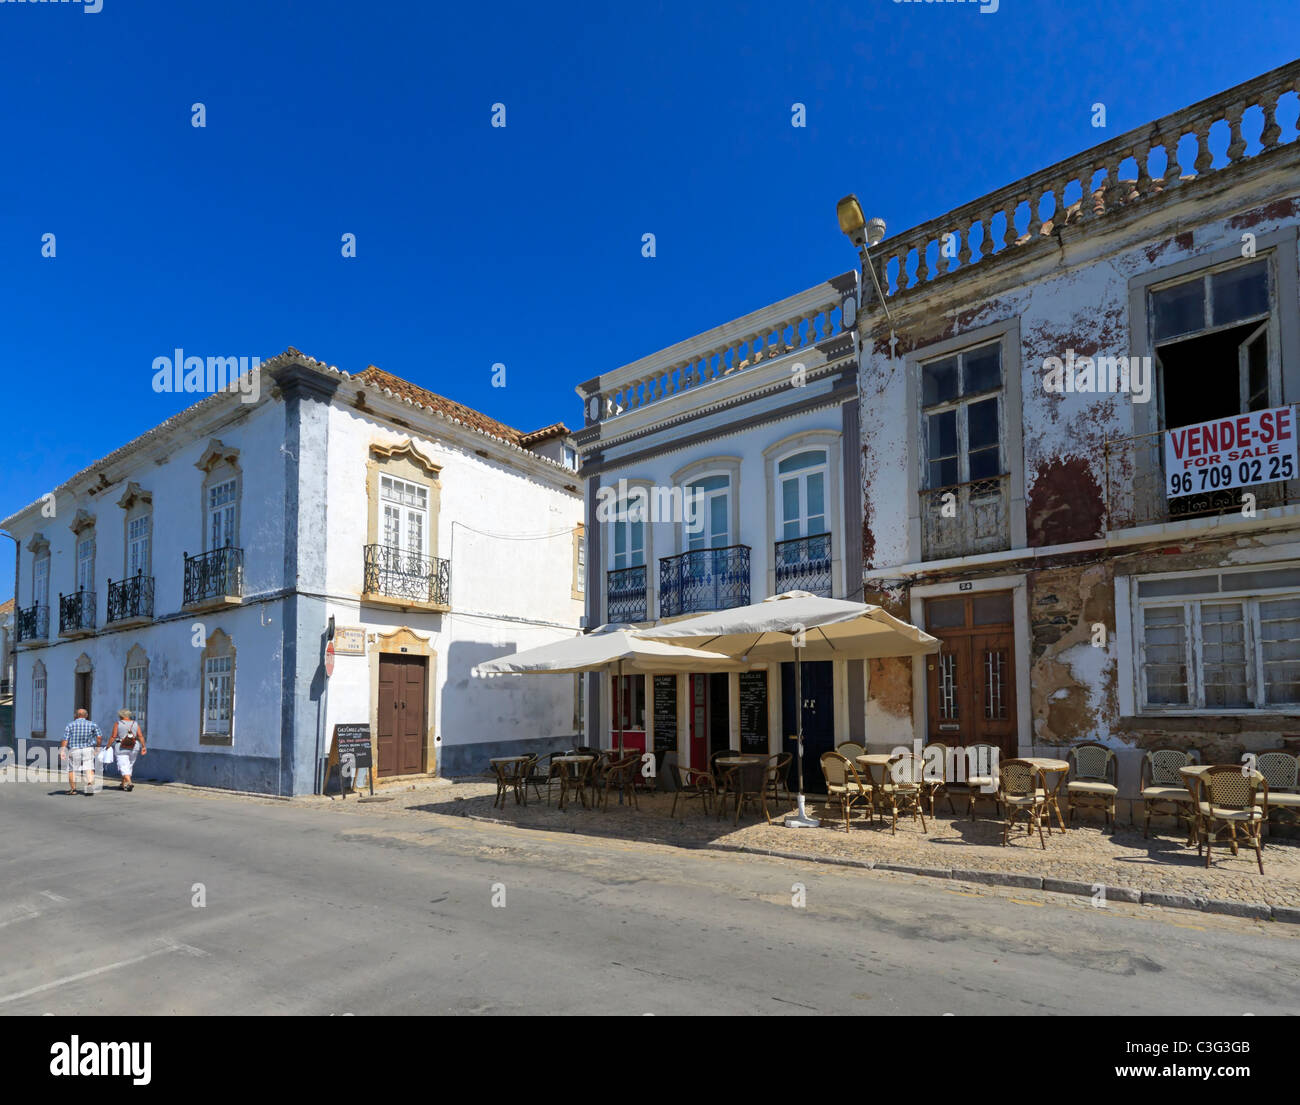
(355, 366), (527, 446)
(0, 598), (13, 615)
(520, 422), (571, 445)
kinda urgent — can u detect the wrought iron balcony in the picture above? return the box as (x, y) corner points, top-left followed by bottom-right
(774, 532), (833, 597)
(16, 604), (49, 643)
(58, 590), (96, 636)
(919, 474), (1011, 561)
(606, 565), (648, 623)
(184, 547), (244, 606)
(364, 544), (451, 607)
(659, 545), (751, 619)
(107, 572), (155, 624)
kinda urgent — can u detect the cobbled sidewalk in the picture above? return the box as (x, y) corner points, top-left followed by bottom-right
(341, 778), (1300, 913)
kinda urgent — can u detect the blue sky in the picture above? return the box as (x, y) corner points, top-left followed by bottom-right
(1, 0), (1297, 599)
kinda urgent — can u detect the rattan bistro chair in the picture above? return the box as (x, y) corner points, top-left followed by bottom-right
(668, 755), (716, 818)
(964, 743), (1002, 820)
(1256, 752), (1300, 827)
(491, 757), (528, 808)
(820, 751), (874, 833)
(918, 742), (949, 817)
(1197, 766), (1268, 874)
(765, 752), (793, 805)
(878, 752), (929, 836)
(835, 742), (867, 762)
(1140, 748), (1200, 838)
(599, 753), (641, 811)
(1066, 742), (1118, 828)
(998, 759), (1048, 849)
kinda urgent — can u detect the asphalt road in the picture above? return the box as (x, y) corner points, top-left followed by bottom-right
(2, 779), (1298, 1015)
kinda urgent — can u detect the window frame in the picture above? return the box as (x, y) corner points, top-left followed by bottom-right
(199, 629), (236, 746)
(31, 660), (46, 737)
(776, 448), (830, 541)
(1132, 565), (1300, 713)
(919, 339), (1007, 492)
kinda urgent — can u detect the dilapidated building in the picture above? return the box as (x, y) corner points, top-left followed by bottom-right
(858, 59), (1300, 804)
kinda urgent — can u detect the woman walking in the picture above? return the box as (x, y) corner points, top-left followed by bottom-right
(109, 708), (147, 792)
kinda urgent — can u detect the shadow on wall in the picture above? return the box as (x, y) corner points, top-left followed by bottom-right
(441, 639), (578, 776)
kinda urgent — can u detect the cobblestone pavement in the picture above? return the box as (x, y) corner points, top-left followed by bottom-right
(345, 777), (1300, 909)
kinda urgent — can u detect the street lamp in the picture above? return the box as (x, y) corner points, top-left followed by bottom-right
(836, 193), (892, 326)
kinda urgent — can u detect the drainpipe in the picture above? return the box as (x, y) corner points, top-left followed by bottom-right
(0, 530), (17, 744)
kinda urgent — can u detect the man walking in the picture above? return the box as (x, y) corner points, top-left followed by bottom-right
(59, 708), (103, 795)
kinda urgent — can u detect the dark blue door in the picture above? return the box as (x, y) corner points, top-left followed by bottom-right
(781, 660), (834, 794)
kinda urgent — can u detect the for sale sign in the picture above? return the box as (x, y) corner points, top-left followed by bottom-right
(1164, 406), (1297, 499)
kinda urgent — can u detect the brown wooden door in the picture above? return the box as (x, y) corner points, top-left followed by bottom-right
(923, 593), (1017, 760)
(378, 655), (427, 778)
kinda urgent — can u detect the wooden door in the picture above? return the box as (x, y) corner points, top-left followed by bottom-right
(378, 654), (427, 778)
(923, 593), (1017, 760)
(781, 660), (834, 793)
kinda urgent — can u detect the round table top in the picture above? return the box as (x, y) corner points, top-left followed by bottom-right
(855, 754), (897, 767)
(489, 755), (528, 764)
(553, 754), (595, 764)
(716, 755), (767, 766)
(1023, 757), (1070, 771)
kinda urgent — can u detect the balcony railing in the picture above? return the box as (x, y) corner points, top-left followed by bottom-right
(107, 572), (155, 624)
(16, 604), (48, 643)
(0, 679), (11, 697)
(868, 60), (1300, 307)
(1103, 420), (1299, 530)
(606, 565), (648, 623)
(363, 544), (451, 607)
(660, 545), (751, 619)
(774, 533), (833, 597)
(919, 475), (1011, 561)
(184, 547), (244, 606)
(58, 591), (96, 635)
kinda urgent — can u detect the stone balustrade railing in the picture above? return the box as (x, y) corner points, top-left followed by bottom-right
(581, 271), (856, 424)
(870, 59), (1300, 304)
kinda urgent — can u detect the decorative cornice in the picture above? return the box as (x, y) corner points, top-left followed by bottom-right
(115, 481), (152, 511)
(195, 438), (241, 474)
(69, 509), (96, 535)
(27, 532), (50, 555)
(369, 438), (442, 478)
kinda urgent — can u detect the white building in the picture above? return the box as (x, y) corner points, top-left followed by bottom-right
(4, 349), (585, 794)
(574, 273), (864, 791)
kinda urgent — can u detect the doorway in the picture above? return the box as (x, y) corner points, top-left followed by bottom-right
(74, 670), (93, 715)
(688, 672), (730, 768)
(377, 654), (427, 777)
(781, 660), (834, 794)
(923, 592), (1018, 760)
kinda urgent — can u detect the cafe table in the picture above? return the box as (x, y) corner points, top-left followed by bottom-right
(1022, 758), (1070, 832)
(552, 754), (596, 811)
(714, 755), (768, 820)
(489, 755), (530, 808)
(855, 754), (901, 812)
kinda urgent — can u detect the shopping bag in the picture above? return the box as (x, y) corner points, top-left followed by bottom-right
(97, 745), (114, 766)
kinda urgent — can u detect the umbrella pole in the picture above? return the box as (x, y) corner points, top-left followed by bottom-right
(785, 648), (820, 828)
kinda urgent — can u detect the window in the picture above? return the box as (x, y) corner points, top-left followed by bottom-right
(32, 662), (46, 736)
(1137, 566), (1300, 710)
(574, 672), (586, 735)
(777, 450), (828, 540)
(76, 537), (95, 594)
(562, 444), (578, 470)
(127, 513), (151, 577)
(573, 525), (586, 597)
(921, 341), (1004, 489)
(611, 496), (645, 569)
(125, 646), (149, 729)
(1150, 259), (1275, 431)
(208, 479), (238, 550)
(685, 474), (730, 549)
(615, 673), (646, 731)
(204, 655), (234, 735)
(32, 554), (49, 608)
(380, 475), (429, 557)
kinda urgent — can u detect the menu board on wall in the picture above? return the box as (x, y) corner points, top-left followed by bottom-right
(653, 675), (677, 752)
(739, 671), (768, 754)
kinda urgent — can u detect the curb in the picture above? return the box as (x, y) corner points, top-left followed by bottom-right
(390, 808), (1300, 925)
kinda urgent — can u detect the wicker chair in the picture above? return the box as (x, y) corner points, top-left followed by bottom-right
(1140, 748), (1199, 838)
(878, 752), (928, 835)
(820, 751), (873, 833)
(668, 755), (716, 818)
(919, 742), (949, 817)
(556, 755), (595, 811)
(765, 752), (793, 805)
(597, 753), (640, 811)
(1197, 766), (1268, 874)
(1256, 752), (1300, 827)
(835, 742), (867, 762)
(491, 757), (528, 808)
(964, 743), (1002, 820)
(720, 759), (770, 824)
(1066, 742), (1118, 828)
(998, 759), (1047, 849)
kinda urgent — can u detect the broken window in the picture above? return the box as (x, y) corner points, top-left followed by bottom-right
(921, 341), (1004, 490)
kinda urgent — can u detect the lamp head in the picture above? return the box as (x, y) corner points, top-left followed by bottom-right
(836, 194), (866, 247)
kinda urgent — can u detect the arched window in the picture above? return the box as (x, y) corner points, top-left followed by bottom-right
(777, 450), (828, 540)
(31, 660), (47, 737)
(200, 629), (236, 745)
(124, 645), (150, 729)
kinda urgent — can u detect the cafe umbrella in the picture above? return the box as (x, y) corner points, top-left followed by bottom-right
(640, 591), (940, 827)
(472, 623), (751, 755)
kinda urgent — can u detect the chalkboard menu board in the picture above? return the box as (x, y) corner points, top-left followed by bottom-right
(739, 671), (768, 754)
(336, 724), (372, 770)
(653, 676), (677, 752)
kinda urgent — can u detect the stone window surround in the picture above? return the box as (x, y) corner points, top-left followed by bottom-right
(124, 643), (149, 730)
(199, 628), (235, 747)
(195, 440), (242, 553)
(906, 573), (1032, 756)
(599, 476), (654, 623)
(762, 429), (843, 599)
(27, 533), (50, 610)
(571, 523), (585, 601)
(1115, 558), (1300, 718)
(902, 317), (1027, 564)
(366, 626), (438, 775)
(669, 455), (743, 557)
(31, 659), (46, 738)
(69, 509), (96, 596)
(1126, 226), (1300, 441)
(365, 439), (442, 552)
(116, 481), (154, 579)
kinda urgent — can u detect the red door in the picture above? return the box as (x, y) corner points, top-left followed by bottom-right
(689, 674), (707, 769)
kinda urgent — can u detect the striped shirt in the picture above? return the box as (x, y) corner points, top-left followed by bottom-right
(63, 718), (102, 749)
